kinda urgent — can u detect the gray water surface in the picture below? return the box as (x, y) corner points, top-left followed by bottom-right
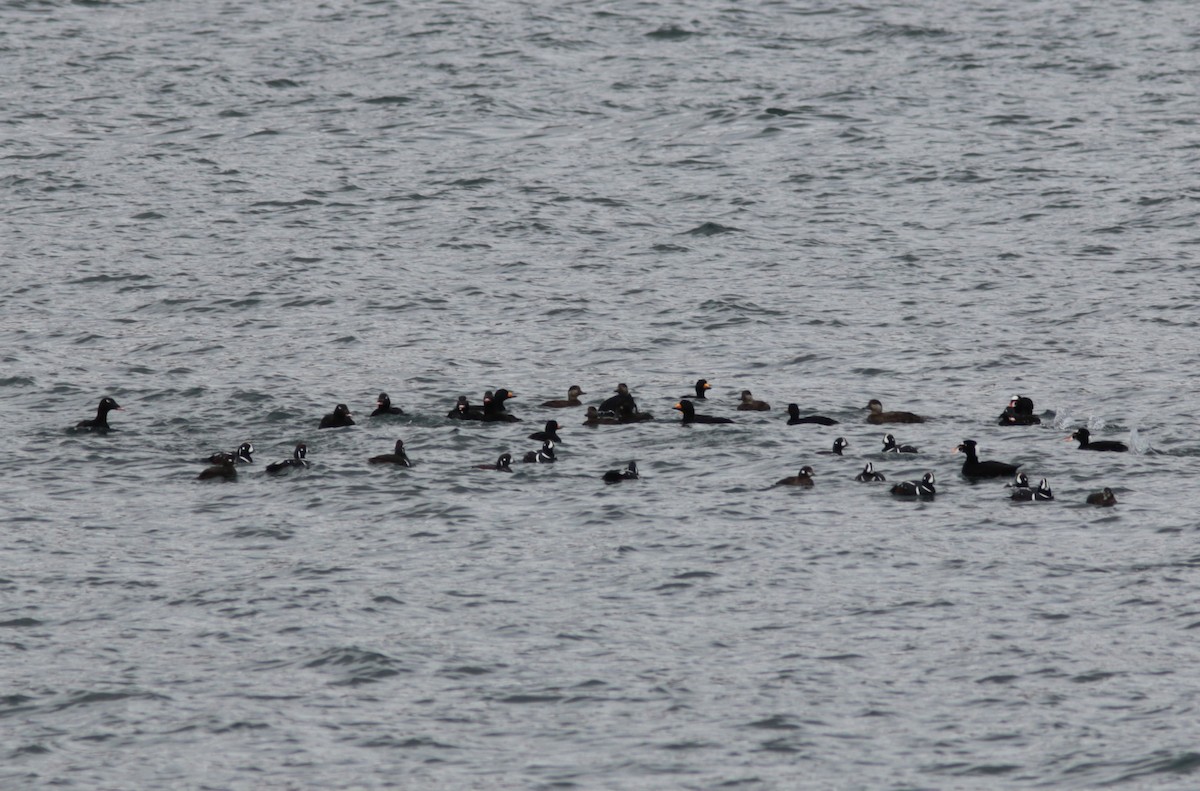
(3, 1), (1200, 788)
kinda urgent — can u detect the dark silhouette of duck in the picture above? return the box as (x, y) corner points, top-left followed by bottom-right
(583, 406), (622, 426)
(1011, 477), (1053, 501)
(522, 440), (556, 463)
(855, 462), (886, 482)
(819, 437), (848, 456)
(865, 399), (925, 424)
(891, 472), (936, 497)
(786, 403), (838, 426)
(76, 397), (123, 431)
(319, 403), (355, 429)
(529, 420), (562, 443)
(955, 439), (1020, 479)
(477, 452), (513, 472)
(541, 385), (586, 408)
(266, 443), (308, 475)
(207, 443), (253, 465)
(737, 390), (770, 411)
(597, 383), (652, 422)
(371, 392), (404, 416)
(881, 434), (918, 453)
(198, 453), (237, 481)
(1086, 487), (1117, 506)
(683, 379), (711, 400)
(998, 394), (1040, 426)
(369, 439), (411, 466)
(775, 465), (815, 487)
(602, 461), (639, 483)
(482, 389), (520, 422)
(1068, 428), (1128, 452)
(674, 400), (734, 425)
(447, 396), (480, 420)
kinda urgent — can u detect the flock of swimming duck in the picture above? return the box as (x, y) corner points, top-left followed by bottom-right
(72, 385), (1121, 506)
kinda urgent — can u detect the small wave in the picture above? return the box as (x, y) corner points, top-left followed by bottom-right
(646, 25), (700, 40)
(682, 222), (739, 236)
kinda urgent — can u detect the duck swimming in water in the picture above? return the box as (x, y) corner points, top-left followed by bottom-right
(737, 390), (770, 411)
(855, 462), (886, 482)
(998, 394), (1040, 426)
(522, 440), (556, 463)
(785, 403), (838, 426)
(371, 392), (404, 416)
(955, 439), (1020, 479)
(674, 400), (734, 425)
(891, 472), (935, 498)
(1011, 477), (1053, 501)
(1086, 487), (1117, 506)
(529, 420), (562, 443)
(819, 437), (848, 456)
(477, 452), (513, 472)
(597, 383), (652, 422)
(541, 385), (586, 408)
(266, 443), (309, 475)
(881, 434), (918, 453)
(602, 461), (639, 483)
(197, 453), (237, 481)
(76, 397), (123, 431)
(1068, 427), (1128, 452)
(319, 403), (355, 429)
(865, 399), (925, 424)
(775, 465), (815, 487)
(683, 379), (711, 400)
(368, 439), (411, 466)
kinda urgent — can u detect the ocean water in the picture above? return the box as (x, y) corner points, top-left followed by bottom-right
(3, 0), (1200, 788)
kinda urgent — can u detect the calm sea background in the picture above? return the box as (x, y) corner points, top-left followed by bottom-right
(3, 1), (1200, 788)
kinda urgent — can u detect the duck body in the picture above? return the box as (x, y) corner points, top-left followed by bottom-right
(1069, 428), (1128, 452)
(891, 472), (936, 497)
(1011, 477), (1053, 501)
(522, 441), (556, 463)
(319, 403), (355, 429)
(881, 434), (918, 453)
(371, 392), (404, 416)
(541, 385), (586, 408)
(955, 440), (1020, 479)
(674, 400), (733, 425)
(855, 462), (886, 482)
(529, 420), (562, 443)
(76, 397), (123, 431)
(477, 453), (513, 472)
(447, 396), (482, 420)
(205, 443), (254, 466)
(819, 437), (848, 456)
(369, 439), (411, 466)
(865, 399), (925, 424)
(602, 461), (639, 483)
(998, 395), (1041, 426)
(198, 453), (237, 481)
(775, 466), (815, 487)
(785, 403), (837, 425)
(482, 388), (521, 422)
(598, 383), (640, 418)
(1086, 487), (1118, 506)
(584, 406), (622, 426)
(737, 390), (770, 411)
(266, 443), (309, 475)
